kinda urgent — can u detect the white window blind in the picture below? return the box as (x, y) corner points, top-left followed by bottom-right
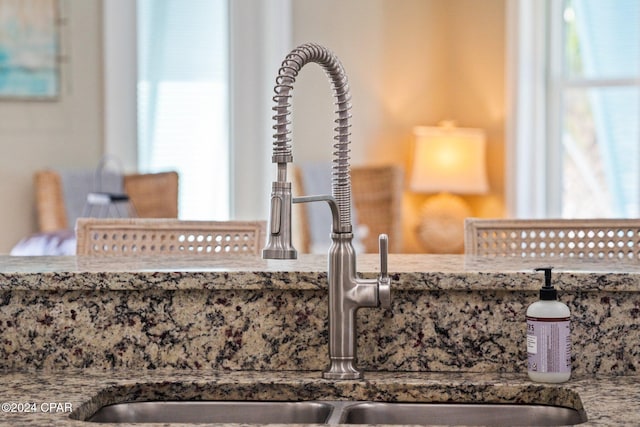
(555, 0), (640, 218)
(137, 0), (229, 220)
(509, 0), (640, 218)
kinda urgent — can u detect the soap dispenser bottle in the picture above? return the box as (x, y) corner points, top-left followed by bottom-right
(526, 267), (571, 383)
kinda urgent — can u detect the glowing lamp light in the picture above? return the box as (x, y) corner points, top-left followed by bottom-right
(410, 122), (489, 253)
(410, 124), (488, 194)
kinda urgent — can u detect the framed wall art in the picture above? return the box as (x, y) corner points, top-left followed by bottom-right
(0, 0), (59, 100)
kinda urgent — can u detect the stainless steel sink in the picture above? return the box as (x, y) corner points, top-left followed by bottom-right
(84, 400), (587, 425)
(338, 402), (587, 426)
(87, 401), (333, 424)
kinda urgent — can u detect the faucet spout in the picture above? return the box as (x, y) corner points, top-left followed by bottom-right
(263, 43), (392, 380)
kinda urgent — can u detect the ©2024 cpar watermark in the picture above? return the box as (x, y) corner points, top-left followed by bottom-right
(2, 401), (73, 414)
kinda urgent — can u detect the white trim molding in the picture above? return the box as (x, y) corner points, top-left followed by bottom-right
(102, 0), (138, 173)
(229, 0), (292, 221)
(505, 0), (549, 218)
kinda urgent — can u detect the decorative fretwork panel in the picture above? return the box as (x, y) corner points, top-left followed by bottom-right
(76, 219), (265, 257)
(465, 218), (640, 259)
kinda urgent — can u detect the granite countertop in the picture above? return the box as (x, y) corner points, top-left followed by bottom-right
(1, 254), (639, 426)
(6, 253), (640, 274)
(3, 254), (640, 291)
(0, 369), (638, 426)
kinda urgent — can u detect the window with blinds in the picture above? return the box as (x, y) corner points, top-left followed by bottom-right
(550, 0), (640, 217)
(137, 0), (229, 220)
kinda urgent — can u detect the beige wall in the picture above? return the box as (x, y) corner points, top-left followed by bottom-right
(293, 0), (506, 252)
(0, 0), (103, 252)
(291, 0), (449, 166)
(446, 0), (506, 212)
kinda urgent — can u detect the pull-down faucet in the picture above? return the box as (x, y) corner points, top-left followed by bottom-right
(262, 43), (392, 380)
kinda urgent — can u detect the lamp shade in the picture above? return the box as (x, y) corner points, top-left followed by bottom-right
(409, 124), (489, 194)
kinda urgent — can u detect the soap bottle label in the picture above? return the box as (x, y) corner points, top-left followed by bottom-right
(526, 317), (571, 373)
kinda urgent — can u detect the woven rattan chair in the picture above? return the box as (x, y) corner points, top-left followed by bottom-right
(351, 165), (403, 253)
(465, 218), (640, 259)
(123, 172), (179, 219)
(76, 218), (266, 257)
(34, 170), (178, 232)
(34, 170), (68, 233)
(292, 164), (403, 254)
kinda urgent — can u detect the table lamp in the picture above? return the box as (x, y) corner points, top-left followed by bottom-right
(410, 121), (489, 253)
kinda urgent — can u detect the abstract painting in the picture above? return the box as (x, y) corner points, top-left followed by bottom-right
(0, 0), (59, 99)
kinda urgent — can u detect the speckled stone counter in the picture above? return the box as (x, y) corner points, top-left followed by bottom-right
(1, 255), (638, 374)
(0, 254), (639, 425)
(0, 370), (638, 426)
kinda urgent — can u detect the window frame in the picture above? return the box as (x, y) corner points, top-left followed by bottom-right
(506, 0), (551, 218)
(103, 0), (292, 221)
(508, 0), (640, 219)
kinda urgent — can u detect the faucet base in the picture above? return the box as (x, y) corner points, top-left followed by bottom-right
(323, 358), (363, 380)
(262, 248), (297, 260)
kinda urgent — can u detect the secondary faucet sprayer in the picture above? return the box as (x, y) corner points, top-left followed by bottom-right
(262, 43), (392, 380)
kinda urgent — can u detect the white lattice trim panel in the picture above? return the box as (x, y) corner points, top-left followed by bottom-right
(465, 218), (640, 259)
(76, 218), (266, 256)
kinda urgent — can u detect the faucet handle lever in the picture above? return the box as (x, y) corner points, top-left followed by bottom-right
(378, 234), (391, 308)
(269, 195), (282, 235)
(379, 234), (388, 276)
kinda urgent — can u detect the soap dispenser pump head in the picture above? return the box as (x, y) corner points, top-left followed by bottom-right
(535, 267), (557, 300)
